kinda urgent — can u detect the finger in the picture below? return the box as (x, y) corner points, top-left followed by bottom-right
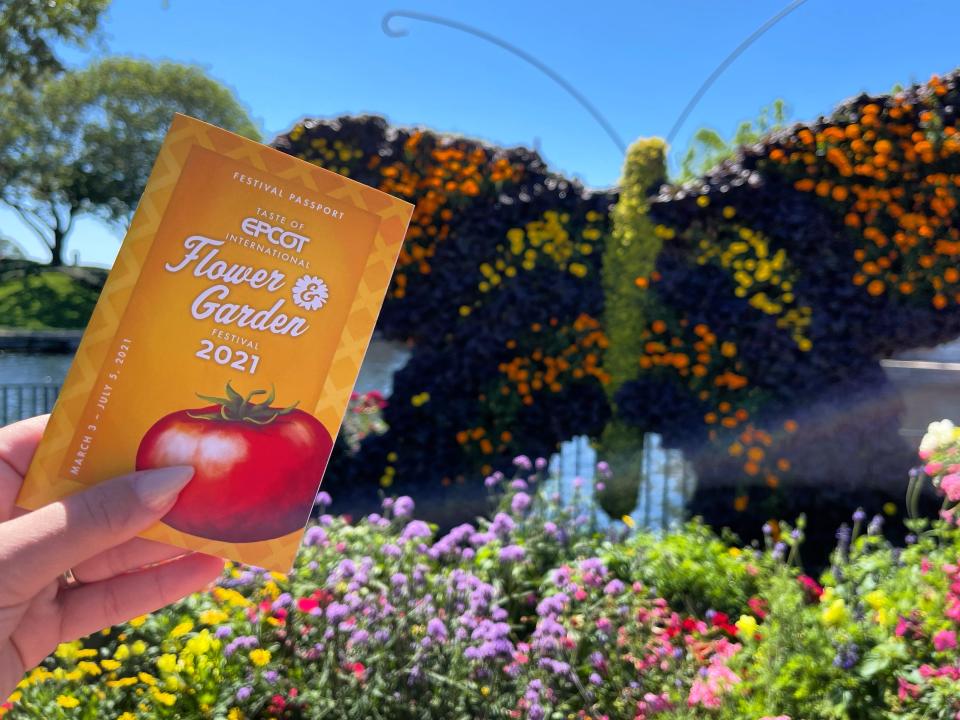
(72, 537), (191, 584)
(58, 553), (225, 641)
(0, 465), (194, 604)
(0, 415), (49, 519)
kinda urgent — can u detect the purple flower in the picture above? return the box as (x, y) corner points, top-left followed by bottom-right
(511, 492), (532, 514)
(350, 629), (370, 645)
(394, 496), (415, 518)
(528, 705), (545, 720)
(543, 521), (558, 537)
(391, 572), (407, 587)
(382, 543), (401, 557)
(236, 686), (253, 701)
(852, 508), (866, 523)
(401, 520), (433, 541)
(604, 579), (625, 596)
(589, 672), (602, 685)
(490, 512), (516, 537)
(484, 475), (500, 488)
(536, 593), (568, 616)
(499, 544), (526, 563)
(303, 526), (327, 546)
(427, 618), (448, 641)
(510, 479), (529, 491)
(315, 490), (332, 507)
(595, 482), (606, 492)
(263, 670), (279, 684)
(326, 602), (349, 623)
(596, 461), (612, 478)
(214, 625), (233, 639)
(535, 457), (548, 469)
(513, 455), (533, 470)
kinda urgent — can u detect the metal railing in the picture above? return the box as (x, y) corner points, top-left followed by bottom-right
(1, 384), (60, 426)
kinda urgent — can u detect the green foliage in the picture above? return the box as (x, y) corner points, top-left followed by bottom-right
(0, 263), (103, 329)
(677, 99), (788, 181)
(597, 138), (666, 516)
(602, 137), (666, 395)
(0, 57), (259, 265)
(0, 0), (107, 87)
(612, 520), (759, 617)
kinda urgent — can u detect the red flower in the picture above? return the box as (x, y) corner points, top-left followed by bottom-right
(797, 575), (823, 602)
(747, 597), (768, 619)
(298, 597), (319, 613)
(349, 662), (366, 681)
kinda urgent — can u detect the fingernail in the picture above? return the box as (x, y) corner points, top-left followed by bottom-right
(133, 466), (194, 512)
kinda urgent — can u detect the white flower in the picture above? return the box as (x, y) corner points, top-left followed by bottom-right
(920, 419), (955, 456)
(291, 274), (329, 311)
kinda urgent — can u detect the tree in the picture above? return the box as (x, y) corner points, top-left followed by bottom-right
(0, 58), (259, 265)
(677, 100), (788, 181)
(0, 0), (108, 87)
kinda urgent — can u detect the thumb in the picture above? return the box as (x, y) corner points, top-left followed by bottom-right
(0, 466), (193, 604)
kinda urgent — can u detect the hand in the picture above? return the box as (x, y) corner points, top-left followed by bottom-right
(0, 415), (225, 699)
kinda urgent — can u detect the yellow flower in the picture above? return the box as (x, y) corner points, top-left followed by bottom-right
(76, 649), (98, 659)
(480, 686), (491, 696)
(215, 587), (251, 608)
(107, 677), (138, 688)
(186, 630), (215, 656)
(138, 671), (159, 686)
(249, 649), (271, 667)
(621, 515), (635, 528)
(54, 641), (81, 661)
(129, 614), (148, 628)
(118, 714), (136, 720)
(883, 502), (897, 516)
(151, 688), (177, 706)
(77, 661), (101, 676)
(821, 598), (848, 626)
(100, 659), (121, 672)
(198, 609), (229, 626)
(864, 590), (888, 610)
(157, 654), (178, 674)
(56, 695), (80, 708)
(131, 640), (147, 655)
(228, 708), (244, 720)
(7, 691), (21, 704)
(114, 644), (130, 661)
(735, 614), (758, 638)
(170, 621), (194, 638)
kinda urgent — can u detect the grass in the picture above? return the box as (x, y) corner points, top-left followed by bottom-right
(0, 261), (104, 329)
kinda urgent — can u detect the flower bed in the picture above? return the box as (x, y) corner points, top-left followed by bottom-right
(5, 425), (960, 719)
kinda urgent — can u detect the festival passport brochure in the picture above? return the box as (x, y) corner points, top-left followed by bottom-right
(16, 114), (414, 572)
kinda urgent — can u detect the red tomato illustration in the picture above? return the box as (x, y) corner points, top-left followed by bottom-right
(136, 383), (332, 543)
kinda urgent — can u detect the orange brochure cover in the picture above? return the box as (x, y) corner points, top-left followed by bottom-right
(16, 114), (414, 572)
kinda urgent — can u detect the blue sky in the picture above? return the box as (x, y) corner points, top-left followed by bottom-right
(6, 0), (960, 266)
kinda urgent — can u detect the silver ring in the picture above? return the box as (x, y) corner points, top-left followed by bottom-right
(58, 568), (82, 589)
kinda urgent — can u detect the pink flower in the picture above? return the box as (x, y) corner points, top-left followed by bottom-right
(933, 630), (957, 651)
(925, 462), (944, 475)
(941, 473), (960, 501)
